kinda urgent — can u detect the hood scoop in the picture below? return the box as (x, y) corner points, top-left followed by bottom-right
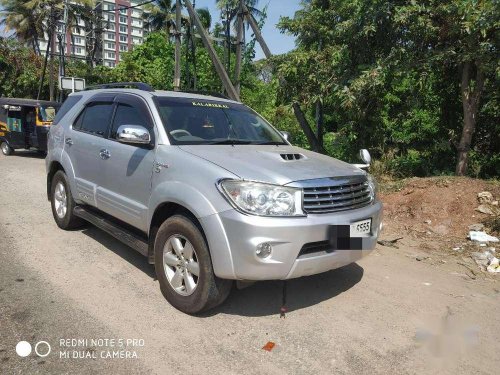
(280, 153), (304, 161)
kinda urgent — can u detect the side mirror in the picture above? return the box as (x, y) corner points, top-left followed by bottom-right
(352, 149), (371, 170)
(116, 125), (151, 145)
(359, 149), (371, 165)
(281, 131), (291, 142)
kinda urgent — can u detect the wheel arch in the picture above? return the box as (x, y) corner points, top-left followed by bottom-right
(148, 202), (206, 264)
(47, 161), (65, 200)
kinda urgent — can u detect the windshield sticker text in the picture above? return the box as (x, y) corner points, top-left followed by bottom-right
(192, 101), (229, 109)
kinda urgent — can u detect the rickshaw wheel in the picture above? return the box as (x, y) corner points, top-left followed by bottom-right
(1, 142), (14, 156)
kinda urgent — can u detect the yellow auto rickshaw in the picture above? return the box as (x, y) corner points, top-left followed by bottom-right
(0, 98), (60, 155)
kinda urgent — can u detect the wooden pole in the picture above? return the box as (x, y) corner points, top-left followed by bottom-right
(242, 4), (272, 59)
(234, 0), (244, 95)
(293, 102), (324, 153)
(184, 0), (240, 101)
(174, 0), (181, 91)
(242, 4), (323, 152)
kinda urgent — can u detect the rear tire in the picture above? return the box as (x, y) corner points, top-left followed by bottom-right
(1, 142), (13, 156)
(154, 215), (232, 314)
(50, 170), (84, 230)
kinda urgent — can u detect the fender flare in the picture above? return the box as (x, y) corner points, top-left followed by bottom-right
(148, 181), (221, 225)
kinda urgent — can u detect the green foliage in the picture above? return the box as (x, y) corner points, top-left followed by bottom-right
(0, 38), (45, 98)
(1, 0), (498, 179)
(277, 0), (499, 177)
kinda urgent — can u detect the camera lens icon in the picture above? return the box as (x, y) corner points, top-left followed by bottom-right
(15, 341), (32, 357)
(16, 341), (51, 357)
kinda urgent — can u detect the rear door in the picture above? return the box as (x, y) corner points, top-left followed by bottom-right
(65, 95), (115, 207)
(97, 94), (156, 231)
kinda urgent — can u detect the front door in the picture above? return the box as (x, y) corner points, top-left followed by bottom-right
(97, 94), (156, 232)
(65, 95), (115, 207)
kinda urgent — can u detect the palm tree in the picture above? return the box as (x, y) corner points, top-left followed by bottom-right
(0, 0), (44, 54)
(1, 0), (94, 55)
(195, 7), (211, 30)
(215, 0), (262, 70)
(143, 0), (175, 42)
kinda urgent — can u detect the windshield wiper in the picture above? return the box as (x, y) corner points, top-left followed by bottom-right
(209, 139), (252, 145)
(255, 141), (286, 145)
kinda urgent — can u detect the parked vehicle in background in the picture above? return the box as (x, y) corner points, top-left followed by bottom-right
(0, 98), (60, 156)
(46, 82), (383, 314)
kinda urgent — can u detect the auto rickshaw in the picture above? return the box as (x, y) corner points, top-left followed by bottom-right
(0, 98), (60, 155)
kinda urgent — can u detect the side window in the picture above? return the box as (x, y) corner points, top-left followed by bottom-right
(110, 103), (152, 139)
(76, 102), (114, 136)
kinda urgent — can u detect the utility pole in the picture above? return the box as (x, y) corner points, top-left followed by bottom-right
(37, 30), (53, 100)
(233, 0), (244, 95)
(174, 0), (181, 91)
(184, 0), (240, 101)
(48, 7), (56, 101)
(225, 3), (231, 74)
(191, 0), (197, 89)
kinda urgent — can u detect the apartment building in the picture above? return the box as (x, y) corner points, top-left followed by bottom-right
(101, 0), (146, 67)
(37, 0), (146, 68)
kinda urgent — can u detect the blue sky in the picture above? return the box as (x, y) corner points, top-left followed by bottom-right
(0, 0), (301, 59)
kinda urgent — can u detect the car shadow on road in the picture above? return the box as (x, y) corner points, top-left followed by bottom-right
(79, 226), (364, 317)
(203, 263), (364, 317)
(80, 226), (156, 279)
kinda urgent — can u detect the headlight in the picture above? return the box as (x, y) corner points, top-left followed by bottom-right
(367, 174), (377, 200)
(219, 180), (304, 217)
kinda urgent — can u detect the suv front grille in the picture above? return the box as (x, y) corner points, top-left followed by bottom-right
(302, 176), (372, 214)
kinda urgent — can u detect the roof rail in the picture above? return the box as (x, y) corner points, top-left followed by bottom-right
(85, 82), (154, 92)
(180, 90), (230, 100)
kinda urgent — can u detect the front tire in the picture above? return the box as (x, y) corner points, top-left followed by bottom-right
(154, 215), (232, 314)
(50, 171), (84, 230)
(1, 141), (13, 156)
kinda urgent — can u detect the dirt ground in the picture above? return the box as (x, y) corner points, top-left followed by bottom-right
(0, 151), (499, 375)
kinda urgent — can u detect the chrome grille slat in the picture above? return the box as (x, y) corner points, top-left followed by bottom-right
(304, 189), (370, 202)
(300, 176), (372, 214)
(304, 184), (366, 195)
(305, 200), (373, 214)
(306, 196), (371, 210)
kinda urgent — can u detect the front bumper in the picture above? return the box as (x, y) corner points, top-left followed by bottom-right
(200, 200), (383, 280)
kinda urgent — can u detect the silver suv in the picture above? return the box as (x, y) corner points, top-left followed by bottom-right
(46, 82), (383, 314)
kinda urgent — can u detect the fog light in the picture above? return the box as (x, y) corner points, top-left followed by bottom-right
(256, 242), (272, 258)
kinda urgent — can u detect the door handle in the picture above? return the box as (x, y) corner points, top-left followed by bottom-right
(99, 149), (110, 160)
(65, 138), (73, 146)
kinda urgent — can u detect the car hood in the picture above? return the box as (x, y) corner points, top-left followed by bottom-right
(178, 145), (365, 185)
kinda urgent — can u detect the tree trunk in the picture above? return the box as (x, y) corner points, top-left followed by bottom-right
(455, 61), (485, 176)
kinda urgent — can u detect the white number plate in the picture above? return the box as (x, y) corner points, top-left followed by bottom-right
(350, 219), (371, 237)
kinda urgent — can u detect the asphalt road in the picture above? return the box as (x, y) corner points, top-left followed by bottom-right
(0, 151), (498, 374)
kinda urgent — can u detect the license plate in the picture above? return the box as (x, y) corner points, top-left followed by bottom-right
(350, 219), (371, 237)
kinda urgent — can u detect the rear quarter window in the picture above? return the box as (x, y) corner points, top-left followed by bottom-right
(52, 95), (83, 125)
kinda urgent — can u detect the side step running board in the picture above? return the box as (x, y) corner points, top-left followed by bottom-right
(74, 206), (149, 258)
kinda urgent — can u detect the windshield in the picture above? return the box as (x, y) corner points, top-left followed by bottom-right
(39, 105), (59, 122)
(156, 97), (286, 145)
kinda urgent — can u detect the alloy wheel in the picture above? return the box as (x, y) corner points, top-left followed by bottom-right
(54, 182), (67, 219)
(163, 235), (200, 296)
